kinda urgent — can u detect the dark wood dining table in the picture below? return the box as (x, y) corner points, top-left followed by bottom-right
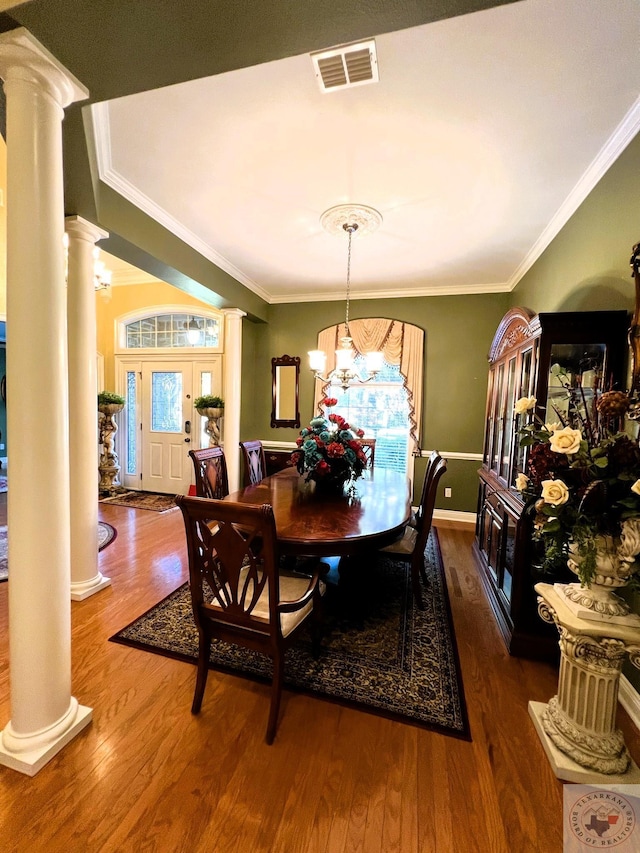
(224, 466), (412, 558)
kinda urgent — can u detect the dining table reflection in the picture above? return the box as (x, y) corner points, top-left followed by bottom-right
(224, 466), (412, 558)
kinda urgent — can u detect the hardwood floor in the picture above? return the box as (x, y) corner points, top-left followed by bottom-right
(0, 503), (639, 852)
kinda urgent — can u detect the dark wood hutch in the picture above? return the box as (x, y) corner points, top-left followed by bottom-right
(473, 307), (629, 660)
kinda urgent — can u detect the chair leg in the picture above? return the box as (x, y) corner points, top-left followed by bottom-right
(191, 633), (211, 714)
(266, 653), (284, 745)
(411, 563), (425, 610)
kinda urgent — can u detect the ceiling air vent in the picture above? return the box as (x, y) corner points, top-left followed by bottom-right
(311, 39), (378, 92)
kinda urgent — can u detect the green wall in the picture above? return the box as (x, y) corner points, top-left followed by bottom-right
(511, 133), (640, 316)
(241, 292), (509, 510)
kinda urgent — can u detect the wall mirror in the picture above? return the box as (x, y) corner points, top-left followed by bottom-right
(271, 355), (300, 428)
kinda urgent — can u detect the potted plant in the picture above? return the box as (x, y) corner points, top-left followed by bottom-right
(97, 391), (125, 414)
(194, 395), (224, 417)
(291, 397), (367, 493)
(515, 383), (640, 617)
(194, 395), (224, 447)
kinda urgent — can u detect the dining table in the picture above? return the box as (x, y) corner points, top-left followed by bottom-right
(223, 465), (412, 558)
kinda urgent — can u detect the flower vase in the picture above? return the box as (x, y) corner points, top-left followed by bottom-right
(557, 532), (640, 623)
(311, 473), (350, 496)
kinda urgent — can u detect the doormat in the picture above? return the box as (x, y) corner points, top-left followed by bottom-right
(99, 490), (179, 513)
(0, 521), (117, 583)
(110, 531), (470, 739)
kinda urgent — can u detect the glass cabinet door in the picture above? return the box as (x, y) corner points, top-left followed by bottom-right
(544, 342), (607, 424)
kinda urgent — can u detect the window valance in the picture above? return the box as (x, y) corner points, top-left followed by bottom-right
(313, 318), (424, 452)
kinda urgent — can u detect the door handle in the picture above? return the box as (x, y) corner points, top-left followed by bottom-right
(185, 420), (191, 434)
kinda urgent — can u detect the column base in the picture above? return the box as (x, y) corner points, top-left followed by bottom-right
(529, 701), (640, 784)
(70, 573), (112, 601)
(0, 703), (92, 777)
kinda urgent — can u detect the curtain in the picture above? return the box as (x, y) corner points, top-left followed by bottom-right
(313, 318), (424, 453)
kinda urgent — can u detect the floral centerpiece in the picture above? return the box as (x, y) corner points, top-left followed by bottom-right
(515, 382), (640, 617)
(291, 397), (367, 490)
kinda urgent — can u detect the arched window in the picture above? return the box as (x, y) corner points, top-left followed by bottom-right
(124, 312), (220, 349)
(313, 318), (424, 464)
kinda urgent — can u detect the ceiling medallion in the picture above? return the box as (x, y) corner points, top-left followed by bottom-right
(320, 203), (383, 237)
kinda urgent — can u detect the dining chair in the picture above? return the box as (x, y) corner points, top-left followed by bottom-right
(176, 495), (325, 744)
(358, 438), (376, 469)
(409, 449), (441, 528)
(189, 446), (229, 499)
(380, 455), (447, 609)
(240, 439), (267, 486)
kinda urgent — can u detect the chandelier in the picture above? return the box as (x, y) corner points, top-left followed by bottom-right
(309, 204), (384, 391)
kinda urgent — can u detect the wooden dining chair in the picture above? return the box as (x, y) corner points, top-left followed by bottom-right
(189, 447), (229, 499)
(176, 495), (325, 744)
(358, 438), (376, 469)
(240, 439), (267, 486)
(380, 455), (447, 609)
(409, 449), (441, 528)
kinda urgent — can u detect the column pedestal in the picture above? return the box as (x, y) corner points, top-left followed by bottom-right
(531, 583), (640, 783)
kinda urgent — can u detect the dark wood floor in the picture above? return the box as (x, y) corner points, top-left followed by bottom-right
(0, 497), (639, 852)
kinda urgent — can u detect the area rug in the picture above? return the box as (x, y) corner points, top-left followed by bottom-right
(0, 521), (117, 583)
(99, 490), (178, 512)
(110, 531), (470, 739)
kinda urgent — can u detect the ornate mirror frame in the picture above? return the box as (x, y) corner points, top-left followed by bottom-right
(271, 355), (300, 428)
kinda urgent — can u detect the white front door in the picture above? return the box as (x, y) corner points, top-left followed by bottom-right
(141, 361), (194, 494)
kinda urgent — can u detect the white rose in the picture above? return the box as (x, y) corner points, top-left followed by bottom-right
(514, 396), (536, 415)
(632, 480), (640, 496)
(540, 479), (569, 506)
(549, 427), (582, 455)
(515, 473), (529, 492)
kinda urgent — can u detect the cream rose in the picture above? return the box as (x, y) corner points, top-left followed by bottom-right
(515, 473), (529, 492)
(540, 478), (569, 506)
(514, 396), (536, 415)
(549, 427), (582, 455)
(632, 480), (640, 496)
(544, 422), (561, 434)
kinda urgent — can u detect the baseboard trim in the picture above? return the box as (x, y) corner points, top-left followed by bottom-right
(433, 509), (476, 527)
(619, 675), (640, 732)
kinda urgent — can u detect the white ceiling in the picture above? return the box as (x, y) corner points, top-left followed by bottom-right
(94, 0), (640, 304)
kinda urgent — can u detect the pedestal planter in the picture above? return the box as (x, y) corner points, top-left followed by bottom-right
(530, 583), (640, 783)
(98, 402), (124, 493)
(197, 406), (223, 447)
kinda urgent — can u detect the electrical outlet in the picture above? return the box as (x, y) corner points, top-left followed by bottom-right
(444, 487), (452, 498)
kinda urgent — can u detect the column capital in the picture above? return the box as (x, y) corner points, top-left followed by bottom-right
(223, 308), (247, 320)
(65, 215), (109, 244)
(0, 27), (88, 108)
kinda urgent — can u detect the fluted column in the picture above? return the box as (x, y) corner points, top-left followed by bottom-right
(0, 29), (91, 776)
(222, 308), (245, 491)
(66, 216), (111, 601)
(529, 583), (640, 783)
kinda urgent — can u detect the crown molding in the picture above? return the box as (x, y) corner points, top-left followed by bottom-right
(506, 95), (640, 291)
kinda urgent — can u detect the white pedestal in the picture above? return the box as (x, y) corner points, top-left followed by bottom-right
(70, 573), (112, 601)
(532, 583), (640, 782)
(0, 704), (92, 777)
(529, 701), (640, 784)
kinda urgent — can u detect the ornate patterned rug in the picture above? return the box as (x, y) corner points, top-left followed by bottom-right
(99, 490), (178, 512)
(110, 531), (470, 739)
(0, 521), (117, 583)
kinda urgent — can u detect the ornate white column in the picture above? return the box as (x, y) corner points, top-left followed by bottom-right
(530, 583), (640, 783)
(222, 308), (245, 491)
(0, 29), (91, 776)
(66, 216), (111, 600)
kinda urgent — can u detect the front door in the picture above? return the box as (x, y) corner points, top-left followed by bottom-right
(141, 361), (194, 494)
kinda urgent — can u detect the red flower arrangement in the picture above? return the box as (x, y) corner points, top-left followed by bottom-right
(291, 398), (367, 486)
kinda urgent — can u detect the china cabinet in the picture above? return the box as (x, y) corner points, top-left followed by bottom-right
(473, 307), (629, 660)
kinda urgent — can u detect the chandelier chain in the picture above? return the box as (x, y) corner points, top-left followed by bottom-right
(344, 223), (358, 335)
